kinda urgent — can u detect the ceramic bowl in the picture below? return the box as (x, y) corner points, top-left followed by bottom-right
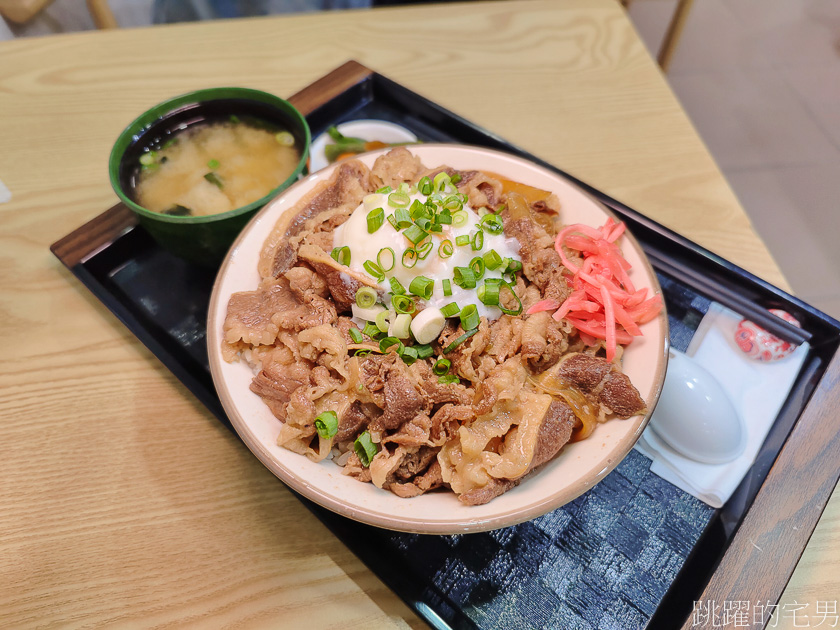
(207, 144), (668, 533)
(109, 87), (311, 266)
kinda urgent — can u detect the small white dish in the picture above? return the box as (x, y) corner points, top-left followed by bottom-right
(649, 349), (746, 465)
(309, 119), (418, 172)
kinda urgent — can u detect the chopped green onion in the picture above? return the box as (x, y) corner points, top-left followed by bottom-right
(398, 182), (411, 194)
(402, 248), (418, 269)
(409, 276), (434, 300)
(433, 358), (451, 376)
(354, 431), (379, 467)
(498, 281), (523, 316)
(355, 286), (377, 309)
(440, 302), (460, 318)
(377, 247), (395, 272)
(428, 223), (443, 234)
(394, 207), (412, 228)
(433, 172), (451, 192)
(363, 260), (384, 281)
(376, 185), (393, 194)
(442, 195), (463, 211)
(437, 210), (453, 225)
(450, 173), (462, 184)
(392, 294), (415, 314)
(207, 158), (220, 169)
(452, 210), (468, 227)
(367, 207), (385, 233)
(379, 336), (404, 354)
(438, 374), (461, 384)
(483, 249), (503, 270)
(330, 246), (350, 266)
(355, 349), (371, 357)
(415, 344), (435, 359)
(459, 304), (480, 331)
(480, 213), (504, 234)
(388, 191), (410, 208)
(139, 151), (157, 166)
(442, 279), (452, 297)
(375, 309), (391, 333)
(469, 256), (486, 280)
(362, 321), (380, 338)
(455, 234), (471, 247)
(415, 217), (431, 231)
(390, 313), (412, 339)
(410, 199), (430, 221)
(349, 327), (364, 344)
(229, 115), (240, 124)
(453, 266), (477, 289)
(389, 277), (406, 295)
(204, 172), (223, 189)
(506, 259), (523, 273)
(275, 131), (295, 146)
(438, 240), (454, 258)
(418, 176), (432, 195)
(471, 229), (484, 251)
(443, 328), (479, 354)
(400, 345), (418, 365)
(477, 279), (501, 306)
(416, 240), (434, 260)
(403, 224), (428, 245)
(386, 214), (398, 231)
(314, 410), (338, 439)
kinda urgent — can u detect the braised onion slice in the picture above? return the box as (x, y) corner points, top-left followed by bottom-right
(528, 373), (600, 442)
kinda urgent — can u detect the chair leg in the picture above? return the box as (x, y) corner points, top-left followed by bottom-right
(658, 0), (694, 72)
(86, 0), (117, 28)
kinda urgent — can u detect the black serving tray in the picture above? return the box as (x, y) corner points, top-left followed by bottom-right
(52, 61), (840, 630)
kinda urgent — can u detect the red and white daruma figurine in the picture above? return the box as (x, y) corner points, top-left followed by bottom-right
(735, 309), (801, 362)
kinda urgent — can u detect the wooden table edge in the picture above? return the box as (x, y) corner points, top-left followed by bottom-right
(682, 352), (840, 628)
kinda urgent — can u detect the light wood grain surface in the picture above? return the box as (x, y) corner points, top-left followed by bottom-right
(0, 0), (836, 627)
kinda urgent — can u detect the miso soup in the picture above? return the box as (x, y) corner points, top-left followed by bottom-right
(134, 120), (301, 217)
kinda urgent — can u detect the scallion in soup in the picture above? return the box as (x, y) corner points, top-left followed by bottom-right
(134, 120), (301, 217)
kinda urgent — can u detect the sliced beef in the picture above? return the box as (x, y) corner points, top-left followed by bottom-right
(335, 402), (369, 443)
(556, 353), (614, 391)
(520, 311), (569, 373)
(249, 359), (311, 421)
(336, 316), (362, 345)
(376, 370), (425, 431)
(557, 353), (646, 418)
(458, 399), (576, 505)
(223, 277), (300, 347)
(408, 359), (472, 407)
(598, 371), (646, 417)
(459, 477), (519, 506)
(389, 460), (445, 498)
(284, 265), (329, 302)
(371, 147), (423, 189)
(269, 160), (372, 276)
(393, 445), (438, 481)
(530, 399), (577, 469)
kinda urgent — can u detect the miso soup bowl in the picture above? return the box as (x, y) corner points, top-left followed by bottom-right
(109, 87), (311, 266)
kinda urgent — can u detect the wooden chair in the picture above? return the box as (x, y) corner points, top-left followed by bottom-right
(620, 0), (695, 72)
(0, 0), (117, 29)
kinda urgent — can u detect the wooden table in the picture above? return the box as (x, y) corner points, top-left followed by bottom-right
(1, 1), (837, 627)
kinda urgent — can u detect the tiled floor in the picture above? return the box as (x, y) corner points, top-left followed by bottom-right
(4, 0), (839, 319)
(628, 0), (840, 320)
